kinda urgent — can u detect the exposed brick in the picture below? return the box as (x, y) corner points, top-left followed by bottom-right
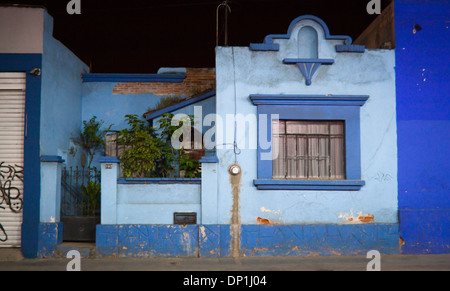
(113, 68), (215, 96)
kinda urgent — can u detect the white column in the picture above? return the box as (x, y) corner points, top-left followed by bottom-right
(39, 156), (64, 223)
(200, 153), (219, 224)
(99, 157), (120, 225)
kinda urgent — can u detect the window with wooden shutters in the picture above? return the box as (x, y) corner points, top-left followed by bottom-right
(273, 120), (345, 180)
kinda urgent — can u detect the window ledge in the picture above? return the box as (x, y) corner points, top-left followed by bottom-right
(118, 178), (201, 185)
(253, 179), (365, 190)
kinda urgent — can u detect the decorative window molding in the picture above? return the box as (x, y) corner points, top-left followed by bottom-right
(249, 94), (368, 190)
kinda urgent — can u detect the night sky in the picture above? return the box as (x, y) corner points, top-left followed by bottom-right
(1, 0), (391, 73)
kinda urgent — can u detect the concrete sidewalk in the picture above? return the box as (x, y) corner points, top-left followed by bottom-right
(0, 248), (449, 271)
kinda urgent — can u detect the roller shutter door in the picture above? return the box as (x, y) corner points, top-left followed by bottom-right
(0, 73), (26, 247)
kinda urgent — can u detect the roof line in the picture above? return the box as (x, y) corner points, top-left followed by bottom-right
(0, 4), (47, 9)
(145, 90), (216, 121)
(82, 73), (187, 83)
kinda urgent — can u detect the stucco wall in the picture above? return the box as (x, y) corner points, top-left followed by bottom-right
(116, 183), (201, 224)
(40, 10), (88, 167)
(214, 19), (397, 225)
(82, 83), (167, 132)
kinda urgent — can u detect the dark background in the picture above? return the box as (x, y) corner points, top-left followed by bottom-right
(0, 0), (391, 73)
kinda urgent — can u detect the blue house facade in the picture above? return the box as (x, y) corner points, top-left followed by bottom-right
(0, 1), (448, 258)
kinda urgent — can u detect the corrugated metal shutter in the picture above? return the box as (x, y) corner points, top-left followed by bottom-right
(0, 73), (26, 247)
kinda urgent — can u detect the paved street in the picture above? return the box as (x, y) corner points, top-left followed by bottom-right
(0, 248), (449, 271)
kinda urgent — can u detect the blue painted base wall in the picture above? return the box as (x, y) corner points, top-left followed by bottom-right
(96, 224), (399, 257)
(400, 210), (450, 254)
(36, 223), (63, 258)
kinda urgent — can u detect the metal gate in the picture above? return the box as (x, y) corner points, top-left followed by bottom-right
(0, 73), (26, 247)
(61, 166), (100, 242)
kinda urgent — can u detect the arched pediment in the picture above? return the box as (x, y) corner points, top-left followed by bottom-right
(248, 15), (365, 85)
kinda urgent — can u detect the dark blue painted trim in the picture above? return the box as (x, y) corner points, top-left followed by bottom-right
(335, 44), (366, 53)
(283, 58), (334, 64)
(249, 94), (369, 106)
(40, 155), (65, 163)
(250, 15), (358, 52)
(266, 15), (352, 45)
(0, 53), (42, 258)
(117, 178), (201, 184)
(82, 73), (186, 83)
(253, 179), (365, 190)
(145, 90), (216, 121)
(200, 149), (218, 163)
(199, 156), (219, 163)
(99, 156), (121, 163)
(249, 43), (280, 51)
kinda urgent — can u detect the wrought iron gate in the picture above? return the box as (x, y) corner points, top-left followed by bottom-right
(61, 166), (100, 242)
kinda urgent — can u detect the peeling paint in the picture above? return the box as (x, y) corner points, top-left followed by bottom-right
(250, 247), (268, 255)
(199, 226), (207, 242)
(256, 217), (271, 224)
(339, 210), (375, 223)
(260, 207), (281, 215)
(399, 237), (405, 248)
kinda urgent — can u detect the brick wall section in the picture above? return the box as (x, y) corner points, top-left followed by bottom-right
(113, 68), (215, 96)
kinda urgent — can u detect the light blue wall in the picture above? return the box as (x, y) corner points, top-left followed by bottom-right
(82, 82), (168, 132)
(99, 158), (201, 225)
(116, 183), (201, 224)
(39, 11), (88, 228)
(214, 17), (398, 225)
(40, 11), (88, 168)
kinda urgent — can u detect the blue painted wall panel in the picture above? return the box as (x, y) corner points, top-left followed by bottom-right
(395, 0), (450, 254)
(240, 224), (399, 256)
(40, 19), (89, 168)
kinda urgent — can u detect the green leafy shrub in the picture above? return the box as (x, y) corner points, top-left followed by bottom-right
(118, 115), (162, 178)
(158, 113), (201, 178)
(117, 113), (201, 178)
(179, 149), (201, 178)
(80, 180), (101, 216)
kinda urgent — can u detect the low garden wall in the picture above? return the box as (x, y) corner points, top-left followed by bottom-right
(116, 178), (201, 224)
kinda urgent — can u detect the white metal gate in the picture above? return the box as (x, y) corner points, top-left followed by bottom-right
(0, 73), (26, 247)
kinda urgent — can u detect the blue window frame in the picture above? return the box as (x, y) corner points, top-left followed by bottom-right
(250, 94), (368, 190)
